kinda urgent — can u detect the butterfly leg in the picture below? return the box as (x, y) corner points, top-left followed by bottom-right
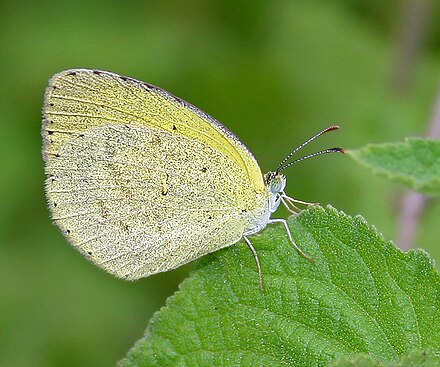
(243, 235), (264, 291)
(281, 196), (301, 214)
(269, 218), (315, 263)
(282, 191), (319, 208)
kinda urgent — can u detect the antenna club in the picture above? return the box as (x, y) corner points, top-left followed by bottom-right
(325, 125), (340, 132)
(330, 147), (345, 153)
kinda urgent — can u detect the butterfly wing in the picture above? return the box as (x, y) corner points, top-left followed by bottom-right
(42, 69), (267, 279)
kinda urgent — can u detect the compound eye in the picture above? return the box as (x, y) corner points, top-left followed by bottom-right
(270, 174), (286, 194)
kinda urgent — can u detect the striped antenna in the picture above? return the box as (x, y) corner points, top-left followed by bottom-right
(276, 125), (343, 173)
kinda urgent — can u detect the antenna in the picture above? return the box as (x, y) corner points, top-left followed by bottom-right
(276, 125), (343, 173)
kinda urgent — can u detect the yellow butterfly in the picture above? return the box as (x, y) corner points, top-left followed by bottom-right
(42, 69), (342, 289)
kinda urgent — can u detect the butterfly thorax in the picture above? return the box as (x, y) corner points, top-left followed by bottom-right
(242, 171), (286, 236)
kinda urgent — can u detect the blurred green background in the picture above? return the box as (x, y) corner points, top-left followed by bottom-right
(1, 1), (439, 366)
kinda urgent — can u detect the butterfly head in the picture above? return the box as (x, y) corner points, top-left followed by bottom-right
(265, 171), (286, 194)
(264, 171), (286, 214)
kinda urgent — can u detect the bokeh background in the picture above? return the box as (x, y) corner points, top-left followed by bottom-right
(1, 1), (439, 366)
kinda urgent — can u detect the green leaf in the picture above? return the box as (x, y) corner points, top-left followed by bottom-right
(347, 138), (440, 195)
(328, 349), (440, 367)
(119, 206), (439, 367)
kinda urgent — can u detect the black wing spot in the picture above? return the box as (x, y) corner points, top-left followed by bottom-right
(201, 167), (207, 173)
(208, 215), (213, 220)
(87, 251), (92, 255)
(172, 125), (177, 131)
(53, 202), (57, 207)
(120, 76), (135, 83)
(93, 70), (102, 75)
(66, 229), (71, 234)
(48, 131), (53, 135)
(49, 103), (54, 106)
(174, 95), (184, 104)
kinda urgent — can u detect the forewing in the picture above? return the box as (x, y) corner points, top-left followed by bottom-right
(42, 69), (264, 193)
